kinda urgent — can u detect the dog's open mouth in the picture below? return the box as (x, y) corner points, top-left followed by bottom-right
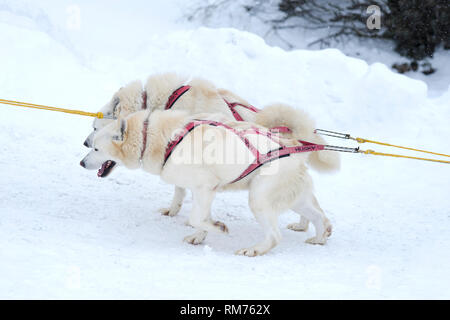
(97, 160), (116, 178)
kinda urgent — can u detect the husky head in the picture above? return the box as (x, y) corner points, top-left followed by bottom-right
(83, 80), (144, 148)
(80, 112), (146, 178)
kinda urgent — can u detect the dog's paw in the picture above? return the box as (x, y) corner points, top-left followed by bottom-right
(235, 245), (271, 257)
(235, 247), (260, 257)
(287, 222), (309, 232)
(183, 231), (207, 245)
(158, 206), (180, 217)
(213, 221), (229, 234)
(324, 222), (332, 237)
(305, 236), (327, 245)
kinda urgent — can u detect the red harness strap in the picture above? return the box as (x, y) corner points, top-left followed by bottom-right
(141, 91), (148, 110)
(223, 99), (260, 121)
(270, 126), (292, 133)
(165, 86), (191, 110)
(141, 120), (149, 159)
(163, 86), (292, 134)
(223, 99), (292, 134)
(163, 86), (291, 133)
(162, 120), (324, 184)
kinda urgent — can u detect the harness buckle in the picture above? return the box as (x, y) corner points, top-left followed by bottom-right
(324, 145), (360, 153)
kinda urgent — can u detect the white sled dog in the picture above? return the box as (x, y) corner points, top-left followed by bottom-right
(81, 73), (340, 232)
(80, 110), (335, 256)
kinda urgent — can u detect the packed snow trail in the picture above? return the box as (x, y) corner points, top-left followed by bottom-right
(0, 20), (449, 299)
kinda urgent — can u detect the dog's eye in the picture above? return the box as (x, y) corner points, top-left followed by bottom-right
(94, 128), (97, 131)
(94, 148), (99, 152)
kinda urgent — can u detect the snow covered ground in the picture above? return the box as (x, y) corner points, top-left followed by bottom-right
(187, 0), (450, 97)
(0, 1), (449, 299)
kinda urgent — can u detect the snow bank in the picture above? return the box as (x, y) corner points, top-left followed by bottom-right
(0, 18), (449, 299)
(186, 0), (450, 97)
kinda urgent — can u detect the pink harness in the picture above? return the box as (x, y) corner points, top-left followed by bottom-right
(157, 86), (310, 183)
(165, 86), (191, 110)
(141, 86), (303, 164)
(223, 99), (260, 121)
(164, 86), (292, 134)
(162, 120), (324, 184)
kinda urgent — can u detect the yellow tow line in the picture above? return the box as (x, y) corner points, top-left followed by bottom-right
(0, 99), (449, 164)
(316, 129), (450, 165)
(0, 98), (109, 119)
(355, 137), (450, 164)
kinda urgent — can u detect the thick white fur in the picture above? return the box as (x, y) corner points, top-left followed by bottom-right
(83, 110), (333, 256)
(255, 103), (340, 173)
(84, 80), (145, 147)
(82, 73), (340, 228)
(85, 73), (339, 173)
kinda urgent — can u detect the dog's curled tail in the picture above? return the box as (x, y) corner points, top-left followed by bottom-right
(255, 103), (340, 173)
(306, 133), (340, 173)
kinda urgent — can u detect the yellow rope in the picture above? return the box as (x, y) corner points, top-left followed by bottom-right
(2, 98), (449, 164)
(0, 98), (104, 119)
(360, 149), (450, 164)
(355, 137), (450, 164)
(355, 137), (450, 158)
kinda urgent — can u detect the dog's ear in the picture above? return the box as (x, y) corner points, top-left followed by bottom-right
(112, 118), (127, 141)
(112, 97), (120, 116)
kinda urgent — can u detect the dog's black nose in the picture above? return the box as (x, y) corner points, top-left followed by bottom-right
(83, 139), (89, 148)
(80, 160), (86, 168)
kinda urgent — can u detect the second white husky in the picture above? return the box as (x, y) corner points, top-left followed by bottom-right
(81, 110), (335, 256)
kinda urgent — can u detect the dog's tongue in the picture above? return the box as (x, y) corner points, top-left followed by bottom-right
(97, 162), (109, 177)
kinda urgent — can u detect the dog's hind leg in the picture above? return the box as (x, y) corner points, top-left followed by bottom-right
(184, 187), (228, 245)
(291, 192), (332, 245)
(159, 186), (186, 217)
(287, 215), (310, 232)
(236, 176), (282, 257)
(235, 208), (281, 257)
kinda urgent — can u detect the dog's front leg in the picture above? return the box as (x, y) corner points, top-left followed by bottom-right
(159, 186), (186, 217)
(183, 187), (228, 245)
